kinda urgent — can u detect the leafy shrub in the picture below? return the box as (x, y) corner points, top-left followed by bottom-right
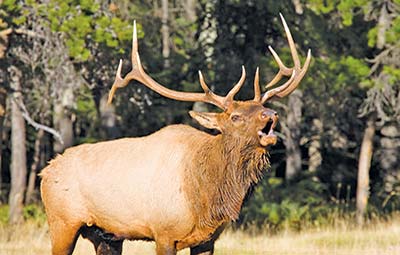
(238, 172), (349, 232)
(0, 204), (46, 225)
(23, 204), (47, 225)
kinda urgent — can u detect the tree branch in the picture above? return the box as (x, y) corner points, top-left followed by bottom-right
(12, 96), (64, 144)
(0, 28), (13, 38)
(0, 28), (45, 39)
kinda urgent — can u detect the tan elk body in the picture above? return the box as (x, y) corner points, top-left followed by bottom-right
(40, 14), (311, 255)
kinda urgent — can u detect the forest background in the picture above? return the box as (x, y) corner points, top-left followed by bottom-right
(0, 0), (399, 234)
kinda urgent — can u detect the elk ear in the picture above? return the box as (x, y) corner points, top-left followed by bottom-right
(189, 111), (221, 131)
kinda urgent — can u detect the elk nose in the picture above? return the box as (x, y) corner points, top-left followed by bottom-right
(271, 110), (278, 119)
(271, 112), (279, 128)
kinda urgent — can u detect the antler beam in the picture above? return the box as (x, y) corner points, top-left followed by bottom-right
(107, 21), (246, 110)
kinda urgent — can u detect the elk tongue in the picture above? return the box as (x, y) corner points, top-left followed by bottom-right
(258, 130), (277, 147)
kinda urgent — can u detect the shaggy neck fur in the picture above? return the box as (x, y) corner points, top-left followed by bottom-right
(184, 134), (270, 229)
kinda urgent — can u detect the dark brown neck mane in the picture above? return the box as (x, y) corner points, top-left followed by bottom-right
(184, 133), (270, 229)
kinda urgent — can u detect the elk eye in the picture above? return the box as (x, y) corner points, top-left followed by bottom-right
(231, 114), (242, 122)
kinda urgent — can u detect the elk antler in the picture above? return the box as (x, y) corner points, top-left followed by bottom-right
(254, 13), (312, 104)
(107, 21), (246, 110)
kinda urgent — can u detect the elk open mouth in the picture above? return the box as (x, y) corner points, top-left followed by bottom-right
(257, 118), (278, 147)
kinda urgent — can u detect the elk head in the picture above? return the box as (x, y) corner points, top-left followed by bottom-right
(108, 14), (311, 148)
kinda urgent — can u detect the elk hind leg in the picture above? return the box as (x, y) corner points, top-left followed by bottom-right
(47, 218), (81, 255)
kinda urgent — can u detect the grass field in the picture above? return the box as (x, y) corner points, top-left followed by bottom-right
(0, 217), (399, 255)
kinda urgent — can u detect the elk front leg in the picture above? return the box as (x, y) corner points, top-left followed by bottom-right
(155, 240), (177, 255)
(190, 223), (226, 255)
(95, 240), (123, 255)
(190, 240), (215, 255)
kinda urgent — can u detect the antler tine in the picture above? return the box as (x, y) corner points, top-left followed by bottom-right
(261, 70), (296, 103)
(280, 13), (300, 69)
(198, 71), (211, 93)
(261, 14), (312, 103)
(265, 45), (292, 89)
(197, 71), (226, 109)
(131, 20), (139, 69)
(253, 67), (261, 102)
(225, 66), (246, 105)
(108, 21), (142, 105)
(275, 49), (311, 97)
(107, 60), (124, 104)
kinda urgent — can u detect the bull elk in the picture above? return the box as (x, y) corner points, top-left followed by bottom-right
(40, 14), (311, 255)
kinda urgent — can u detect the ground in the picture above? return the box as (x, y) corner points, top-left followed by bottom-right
(0, 218), (399, 255)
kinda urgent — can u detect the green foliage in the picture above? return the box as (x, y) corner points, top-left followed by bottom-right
(307, 0), (337, 14)
(12, 14), (26, 25)
(367, 27), (378, 47)
(0, 205), (8, 224)
(308, 0), (368, 26)
(1, 0), (19, 12)
(240, 174), (337, 231)
(385, 15), (400, 44)
(3, 0), (136, 61)
(75, 89), (96, 119)
(337, 0), (368, 26)
(340, 56), (368, 76)
(309, 0), (400, 50)
(0, 205), (46, 225)
(337, 1), (355, 26)
(23, 204), (47, 224)
(383, 66), (400, 85)
(39, 0), (133, 61)
(74, 86), (98, 143)
(309, 54), (371, 93)
(366, 7), (400, 48)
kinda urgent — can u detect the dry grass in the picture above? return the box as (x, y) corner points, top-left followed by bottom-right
(1, 217), (399, 255)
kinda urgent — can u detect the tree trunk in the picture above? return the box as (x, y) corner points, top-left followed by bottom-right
(356, 119), (375, 225)
(309, 118), (323, 172)
(25, 129), (44, 204)
(0, 87), (6, 191)
(183, 0), (196, 22)
(99, 94), (120, 139)
(8, 66), (27, 224)
(292, 0), (303, 15)
(379, 124), (400, 205)
(377, 2), (389, 49)
(53, 94), (74, 154)
(283, 90), (303, 180)
(161, 0), (170, 68)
